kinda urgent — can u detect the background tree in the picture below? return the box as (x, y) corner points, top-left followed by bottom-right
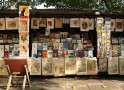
(0, 0), (124, 13)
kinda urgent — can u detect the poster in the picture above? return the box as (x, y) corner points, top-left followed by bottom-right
(0, 18), (5, 30)
(19, 6), (29, 18)
(54, 58), (65, 77)
(42, 58), (54, 76)
(55, 18), (62, 28)
(108, 57), (118, 75)
(19, 18), (29, 32)
(80, 18), (89, 31)
(65, 58), (76, 75)
(76, 57), (87, 75)
(39, 18), (46, 27)
(70, 18), (80, 28)
(30, 58), (41, 75)
(47, 18), (54, 29)
(31, 18), (39, 29)
(19, 44), (29, 57)
(63, 18), (70, 24)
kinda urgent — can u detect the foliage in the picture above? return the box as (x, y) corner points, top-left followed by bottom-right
(0, 0), (124, 13)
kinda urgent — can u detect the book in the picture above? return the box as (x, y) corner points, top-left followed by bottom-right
(60, 32), (68, 39)
(68, 43), (73, 50)
(32, 50), (37, 58)
(48, 50), (53, 58)
(68, 50), (74, 58)
(63, 43), (68, 50)
(0, 45), (4, 58)
(78, 43), (83, 50)
(37, 50), (42, 57)
(43, 43), (48, 50)
(73, 44), (78, 51)
(13, 51), (19, 56)
(55, 18), (62, 28)
(9, 51), (13, 57)
(0, 34), (3, 43)
(48, 47), (53, 50)
(32, 43), (37, 51)
(53, 43), (59, 50)
(63, 50), (68, 57)
(78, 50), (84, 57)
(48, 42), (53, 47)
(53, 50), (58, 57)
(59, 43), (63, 50)
(7, 34), (13, 43)
(37, 43), (43, 50)
(55, 34), (60, 39)
(72, 39), (77, 44)
(42, 50), (48, 58)
(84, 51), (88, 57)
(55, 39), (60, 43)
(88, 50), (93, 57)
(4, 51), (9, 58)
(61, 39), (67, 43)
(58, 50), (64, 58)
(66, 38), (72, 43)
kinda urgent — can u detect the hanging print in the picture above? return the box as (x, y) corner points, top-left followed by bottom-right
(70, 18), (80, 28)
(0, 18), (5, 30)
(115, 19), (123, 32)
(19, 18), (29, 32)
(31, 18), (39, 29)
(19, 6), (29, 18)
(47, 18), (54, 29)
(80, 18), (89, 31)
(39, 18), (46, 27)
(55, 18), (62, 28)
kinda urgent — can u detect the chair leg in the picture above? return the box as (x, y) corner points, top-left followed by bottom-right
(6, 75), (12, 90)
(22, 75), (26, 90)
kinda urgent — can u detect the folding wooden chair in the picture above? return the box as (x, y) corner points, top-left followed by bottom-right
(4, 58), (31, 90)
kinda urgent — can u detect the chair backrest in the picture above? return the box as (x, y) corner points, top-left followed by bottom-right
(4, 58), (28, 73)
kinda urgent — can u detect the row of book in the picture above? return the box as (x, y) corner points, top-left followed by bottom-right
(0, 34), (19, 43)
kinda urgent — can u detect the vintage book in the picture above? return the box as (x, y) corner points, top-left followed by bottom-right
(58, 50), (64, 58)
(14, 44), (19, 51)
(63, 43), (68, 50)
(55, 34), (60, 39)
(108, 57), (118, 74)
(68, 43), (73, 50)
(30, 58), (41, 75)
(37, 50), (42, 57)
(68, 50), (74, 58)
(53, 43), (59, 50)
(63, 50), (68, 57)
(37, 43), (43, 50)
(61, 39), (67, 43)
(76, 57), (87, 75)
(5, 45), (9, 51)
(59, 43), (63, 50)
(87, 57), (98, 75)
(0, 45), (4, 58)
(42, 58), (54, 76)
(98, 58), (107, 72)
(48, 50), (53, 58)
(53, 50), (58, 57)
(53, 58), (65, 77)
(70, 18), (80, 27)
(42, 50), (48, 58)
(66, 38), (72, 43)
(65, 58), (76, 75)
(55, 18), (62, 28)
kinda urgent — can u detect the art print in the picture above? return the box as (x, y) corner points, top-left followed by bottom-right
(6, 18), (18, 30)
(20, 44), (29, 57)
(119, 57), (124, 75)
(111, 19), (115, 31)
(98, 58), (107, 72)
(65, 58), (76, 75)
(70, 18), (80, 27)
(19, 18), (29, 32)
(19, 32), (29, 45)
(63, 18), (70, 24)
(42, 58), (54, 76)
(76, 57), (87, 75)
(39, 18), (46, 27)
(89, 19), (94, 30)
(31, 18), (39, 29)
(14, 44), (19, 51)
(54, 58), (65, 77)
(0, 59), (8, 75)
(87, 57), (98, 75)
(80, 18), (89, 31)
(32, 43), (37, 51)
(115, 19), (123, 32)
(45, 28), (50, 36)
(19, 6), (29, 18)
(5, 45), (9, 51)
(0, 45), (4, 58)
(0, 18), (5, 30)
(30, 58), (41, 75)
(105, 18), (111, 30)
(47, 18), (54, 29)
(96, 17), (104, 30)
(108, 57), (118, 74)
(55, 18), (62, 28)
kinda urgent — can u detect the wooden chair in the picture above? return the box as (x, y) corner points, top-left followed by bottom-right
(4, 58), (31, 90)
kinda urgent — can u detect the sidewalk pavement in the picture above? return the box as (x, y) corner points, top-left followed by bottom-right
(0, 76), (124, 90)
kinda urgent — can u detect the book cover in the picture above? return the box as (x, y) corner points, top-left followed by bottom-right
(47, 18), (54, 29)
(60, 32), (68, 39)
(72, 39), (77, 44)
(88, 50), (93, 57)
(48, 42), (53, 47)
(0, 45), (4, 58)
(38, 38), (45, 43)
(32, 43), (37, 51)
(73, 50), (79, 57)
(63, 43), (68, 50)
(115, 19), (123, 32)
(53, 43), (59, 50)
(68, 50), (74, 58)
(3, 34), (8, 43)
(9, 51), (13, 57)
(45, 28), (50, 36)
(50, 33), (55, 39)
(80, 18), (89, 31)
(42, 50), (48, 58)
(53, 50), (58, 57)
(73, 43), (78, 51)
(77, 40), (82, 44)
(39, 18), (46, 27)
(58, 50), (64, 58)
(44, 38), (49, 43)
(43, 43), (48, 48)
(70, 18), (80, 28)
(63, 18), (70, 24)
(32, 50), (37, 58)
(37, 43), (43, 50)
(48, 47), (53, 50)
(78, 43), (83, 50)
(0, 34), (3, 43)
(84, 51), (88, 57)
(59, 43), (63, 50)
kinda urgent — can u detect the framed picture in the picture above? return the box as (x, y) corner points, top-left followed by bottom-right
(0, 59), (8, 75)
(87, 57), (98, 75)
(108, 57), (118, 75)
(119, 57), (124, 75)
(63, 18), (70, 24)
(76, 57), (87, 75)
(115, 19), (123, 32)
(110, 19), (115, 31)
(80, 18), (89, 31)
(98, 58), (108, 72)
(55, 18), (62, 28)
(6, 18), (18, 30)
(19, 18), (29, 32)
(65, 58), (76, 75)
(70, 18), (80, 28)
(54, 58), (65, 77)
(42, 58), (54, 76)
(88, 19), (94, 30)
(31, 18), (39, 29)
(39, 18), (46, 27)
(0, 18), (5, 30)
(47, 18), (54, 29)
(30, 58), (41, 75)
